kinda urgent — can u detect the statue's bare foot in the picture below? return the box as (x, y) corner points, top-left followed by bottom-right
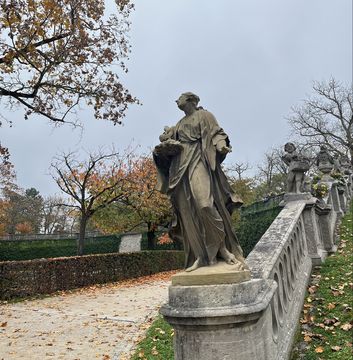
(185, 258), (201, 272)
(219, 248), (244, 270)
(219, 247), (235, 263)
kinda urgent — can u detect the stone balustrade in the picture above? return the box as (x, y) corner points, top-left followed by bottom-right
(161, 173), (352, 360)
(245, 199), (312, 359)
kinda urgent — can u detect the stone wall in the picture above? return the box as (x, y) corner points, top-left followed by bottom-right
(119, 233), (142, 253)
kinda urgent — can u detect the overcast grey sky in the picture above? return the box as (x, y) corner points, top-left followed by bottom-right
(1, 0), (352, 195)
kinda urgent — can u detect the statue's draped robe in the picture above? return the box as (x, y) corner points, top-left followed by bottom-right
(154, 109), (244, 268)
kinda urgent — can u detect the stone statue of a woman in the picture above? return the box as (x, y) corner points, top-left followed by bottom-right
(153, 92), (247, 272)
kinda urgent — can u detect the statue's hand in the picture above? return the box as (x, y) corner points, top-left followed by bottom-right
(159, 133), (170, 142)
(216, 140), (231, 154)
(219, 146), (231, 154)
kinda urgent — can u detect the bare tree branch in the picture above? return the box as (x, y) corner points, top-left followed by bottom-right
(226, 162), (250, 180)
(50, 148), (132, 254)
(288, 78), (353, 165)
(0, 0), (137, 124)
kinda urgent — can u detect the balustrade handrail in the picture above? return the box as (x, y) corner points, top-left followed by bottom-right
(246, 200), (305, 279)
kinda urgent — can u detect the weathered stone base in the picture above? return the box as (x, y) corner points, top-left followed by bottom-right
(328, 245), (338, 254)
(310, 251), (327, 266)
(162, 253), (312, 360)
(171, 261), (251, 286)
(161, 279), (277, 360)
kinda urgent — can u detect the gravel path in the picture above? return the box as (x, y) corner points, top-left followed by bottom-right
(0, 271), (176, 360)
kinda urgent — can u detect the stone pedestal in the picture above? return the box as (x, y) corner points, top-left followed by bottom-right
(345, 178), (352, 199)
(160, 278), (277, 360)
(346, 174), (353, 198)
(330, 183), (344, 218)
(315, 203), (337, 253)
(301, 197), (327, 265)
(338, 186), (347, 213)
(161, 255), (312, 360)
(280, 193), (326, 265)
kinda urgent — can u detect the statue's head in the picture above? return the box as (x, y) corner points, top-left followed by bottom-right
(284, 142), (296, 153)
(176, 92), (200, 110)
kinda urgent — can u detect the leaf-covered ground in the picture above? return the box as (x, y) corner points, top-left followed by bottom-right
(0, 271), (177, 360)
(291, 202), (353, 359)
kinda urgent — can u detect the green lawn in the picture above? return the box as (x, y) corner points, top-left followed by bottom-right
(291, 202), (353, 359)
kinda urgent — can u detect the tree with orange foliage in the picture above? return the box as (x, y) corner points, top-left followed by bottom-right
(93, 156), (172, 249)
(157, 232), (173, 246)
(15, 221), (33, 234)
(51, 149), (132, 255)
(0, 0), (137, 124)
(123, 156), (172, 249)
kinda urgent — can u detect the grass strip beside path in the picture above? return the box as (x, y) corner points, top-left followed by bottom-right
(130, 315), (174, 360)
(291, 201), (353, 359)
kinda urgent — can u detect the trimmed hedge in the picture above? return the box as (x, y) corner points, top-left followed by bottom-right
(236, 207), (282, 257)
(0, 250), (184, 300)
(0, 235), (122, 261)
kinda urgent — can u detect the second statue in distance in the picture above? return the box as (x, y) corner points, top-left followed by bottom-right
(153, 92), (248, 272)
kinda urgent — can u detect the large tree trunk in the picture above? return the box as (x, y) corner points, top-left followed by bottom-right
(147, 222), (156, 250)
(78, 216), (87, 256)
